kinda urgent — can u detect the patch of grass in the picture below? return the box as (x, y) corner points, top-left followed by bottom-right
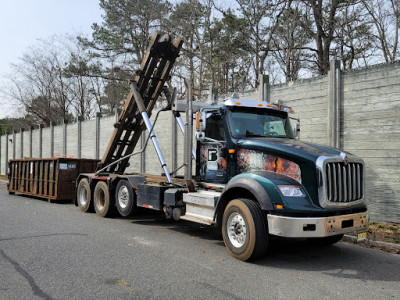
(368, 222), (400, 244)
(0, 175), (8, 181)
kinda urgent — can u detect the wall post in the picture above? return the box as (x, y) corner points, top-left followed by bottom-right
(63, 120), (67, 155)
(77, 116), (83, 158)
(12, 130), (16, 159)
(39, 124), (43, 158)
(96, 113), (102, 160)
(171, 113), (177, 174)
(327, 60), (341, 149)
(50, 122), (55, 157)
(5, 133), (9, 175)
(20, 129), (24, 158)
(29, 126), (33, 158)
(258, 74), (270, 102)
(141, 132), (146, 173)
(115, 108), (120, 123)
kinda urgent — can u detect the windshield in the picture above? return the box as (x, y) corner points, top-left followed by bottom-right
(227, 106), (295, 139)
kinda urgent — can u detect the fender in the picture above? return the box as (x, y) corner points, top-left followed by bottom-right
(219, 176), (274, 211)
(214, 171), (301, 228)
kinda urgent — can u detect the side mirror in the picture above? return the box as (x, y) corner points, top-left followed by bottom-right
(293, 123), (300, 139)
(196, 131), (205, 141)
(195, 111), (207, 141)
(198, 111), (206, 132)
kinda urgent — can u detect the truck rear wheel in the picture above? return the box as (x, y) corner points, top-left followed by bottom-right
(115, 180), (135, 217)
(222, 199), (268, 261)
(94, 181), (113, 217)
(77, 178), (91, 212)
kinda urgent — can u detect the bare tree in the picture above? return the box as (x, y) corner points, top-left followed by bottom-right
(332, 2), (375, 70)
(273, 1), (313, 81)
(362, 0), (399, 63)
(216, 0), (286, 86)
(290, 1), (359, 75)
(3, 38), (73, 125)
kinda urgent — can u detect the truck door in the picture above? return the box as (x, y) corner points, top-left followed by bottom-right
(197, 112), (228, 183)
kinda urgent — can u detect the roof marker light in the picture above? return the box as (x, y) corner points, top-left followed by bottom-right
(236, 102), (241, 105)
(258, 103), (263, 107)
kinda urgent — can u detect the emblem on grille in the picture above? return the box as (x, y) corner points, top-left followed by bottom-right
(340, 152), (348, 165)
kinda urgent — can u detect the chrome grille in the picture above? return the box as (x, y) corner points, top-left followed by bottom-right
(325, 162), (363, 203)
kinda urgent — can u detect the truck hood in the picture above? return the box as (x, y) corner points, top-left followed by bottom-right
(237, 137), (344, 163)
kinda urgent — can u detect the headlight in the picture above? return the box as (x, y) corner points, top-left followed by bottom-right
(278, 185), (305, 197)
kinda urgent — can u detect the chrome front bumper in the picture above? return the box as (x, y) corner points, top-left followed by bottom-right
(267, 212), (369, 238)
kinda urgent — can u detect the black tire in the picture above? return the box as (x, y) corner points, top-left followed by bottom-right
(307, 234), (344, 246)
(115, 180), (135, 217)
(222, 199), (269, 261)
(94, 181), (113, 217)
(77, 178), (91, 212)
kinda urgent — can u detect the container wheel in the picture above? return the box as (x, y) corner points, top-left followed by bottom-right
(222, 199), (269, 261)
(94, 181), (113, 217)
(307, 234), (344, 246)
(115, 180), (135, 217)
(77, 178), (91, 212)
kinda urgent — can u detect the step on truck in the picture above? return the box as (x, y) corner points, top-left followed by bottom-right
(76, 32), (369, 261)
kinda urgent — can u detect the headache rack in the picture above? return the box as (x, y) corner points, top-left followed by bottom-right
(97, 33), (183, 175)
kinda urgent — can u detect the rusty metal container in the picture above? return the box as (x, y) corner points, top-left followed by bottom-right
(7, 158), (99, 202)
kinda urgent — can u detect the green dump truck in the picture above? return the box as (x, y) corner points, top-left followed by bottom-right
(75, 33), (368, 261)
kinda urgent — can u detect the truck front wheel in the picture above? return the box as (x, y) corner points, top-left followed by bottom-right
(222, 199), (269, 261)
(77, 178), (91, 212)
(94, 181), (113, 217)
(115, 180), (135, 217)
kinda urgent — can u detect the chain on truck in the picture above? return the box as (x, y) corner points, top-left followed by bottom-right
(75, 32), (369, 261)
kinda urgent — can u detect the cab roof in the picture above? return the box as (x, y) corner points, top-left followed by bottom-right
(224, 98), (294, 114)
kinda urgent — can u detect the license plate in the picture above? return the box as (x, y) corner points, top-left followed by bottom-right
(357, 231), (367, 242)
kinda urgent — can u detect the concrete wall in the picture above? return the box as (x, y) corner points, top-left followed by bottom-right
(341, 62), (400, 223)
(81, 119), (97, 159)
(1, 60), (399, 223)
(271, 76), (329, 145)
(66, 123), (78, 157)
(32, 127), (40, 158)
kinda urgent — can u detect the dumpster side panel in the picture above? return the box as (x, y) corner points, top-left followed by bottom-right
(8, 158), (99, 201)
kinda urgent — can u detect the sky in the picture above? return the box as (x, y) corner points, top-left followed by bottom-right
(0, 0), (103, 118)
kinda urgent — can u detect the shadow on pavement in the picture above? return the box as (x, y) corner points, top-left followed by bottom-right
(127, 211), (400, 282)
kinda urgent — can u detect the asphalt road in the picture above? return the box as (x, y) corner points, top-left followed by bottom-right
(0, 183), (399, 300)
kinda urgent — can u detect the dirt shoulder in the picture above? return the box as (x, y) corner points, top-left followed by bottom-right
(345, 222), (400, 254)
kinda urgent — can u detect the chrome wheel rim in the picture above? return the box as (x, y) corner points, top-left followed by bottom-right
(118, 186), (129, 209)
(79, 186), (88, 206)
(227, 212), (247, 248)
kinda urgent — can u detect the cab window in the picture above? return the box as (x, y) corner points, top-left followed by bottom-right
(205, 113), (225, 141)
